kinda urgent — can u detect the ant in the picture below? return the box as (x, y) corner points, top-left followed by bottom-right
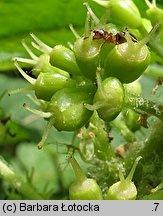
(92, 29), (137, 45)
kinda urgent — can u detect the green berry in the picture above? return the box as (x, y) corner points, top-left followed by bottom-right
(93, 0), (142, 28)
(48, 86), (95, 131)
(104, 25), (159, 83)
(13, 61), (75, 101)
(69, 156), (103, 200)
(106, 156), (142, 200)
(86, 70), (124, 122)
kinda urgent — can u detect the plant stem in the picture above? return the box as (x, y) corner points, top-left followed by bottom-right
(141, 119), (163, 158)
(90, 112), (115, 161)
(0, 158), (44, 199)
(112, 115), (136, 143)
(124, 119), (163, 171)
(139, 23), (163, 61)
(124, 95), (163, 121)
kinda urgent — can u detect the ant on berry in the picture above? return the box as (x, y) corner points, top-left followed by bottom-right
(92, 29), (137, 45)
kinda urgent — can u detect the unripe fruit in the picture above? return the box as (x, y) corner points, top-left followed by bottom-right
(47, 86), (95, 131)
(49, 45), (81, 77)
(107, 156), (142, 200)
(124, 80), (142, 97)
(29, 33), (81, 77)
(93, 0), (142, 28)
(13, 61), (75, 101)
(86, 70), (124, 122)
(22, 85), (95, 149)
(69, 156), (103, 200)
(124, 109), (140, 132)
(104, 24), (159, 83)
(73, 36), (101, 81)
(31, 53), (70, 77)
(145, 0), (163, 27)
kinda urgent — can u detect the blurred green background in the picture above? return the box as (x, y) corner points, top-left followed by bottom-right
(0, 0), (105, 71)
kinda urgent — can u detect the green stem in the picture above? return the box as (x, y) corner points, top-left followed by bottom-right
(8, 85), (33, 96)
(138, 23), (160, 49)
(151, 182), (163, 193)
(124, 119), (163, 171)
(126, 156), (142, 182)
(112, 115), (136, 143)
(124, 95), (163, 121)
(83, 2), (99, 25)
(90, 112), (115, 161)
(69, 24), (80, 39)
(84, 11), (90, 38)
(37, 118), (54, 149)
(141, 119), (163, 157)
(69, 156), (86, 184)
(119, 168), (125, 184)
(139, 23), (163, 61)
(0, 158), (44, 199)
(144, 0), (153, 9)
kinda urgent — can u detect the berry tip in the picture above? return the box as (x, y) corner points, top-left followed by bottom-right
(23, 103), (27, 108)
(37, 144), (42, 150)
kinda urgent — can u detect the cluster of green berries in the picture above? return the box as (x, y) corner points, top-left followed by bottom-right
(9, 0), (162, 199)
(9, 0), (159, 149)
(69, 156), (142, 200)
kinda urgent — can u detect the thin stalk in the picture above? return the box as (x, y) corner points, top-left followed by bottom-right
(26, 94), (42, 106)
(151, 182), (163, 193)
(30, 32), (52, 53)
(22, 39), (39, 60)
(23, 103), (52, 118)
(69, 24), (80, 39)
(152, 0), (156, 7)
(31, 41), (46, 53)
(126, 156), (142, 182)
(84, 12), (91, 38)
(145, 0), (155, 8)
(119, 168), (125, 183)
(90, 111), (115, 161)
(83, 2), (99, 25)
(14, 60), (36, 85)
(68, 156), (87, 184)
(67, 41), (74, 50)
(84, 101), (106, 111)
(112, 115), (136, 143)
(37, 118), (55, 149)
(137, 23), (160, 49)
(8, 85), (33, 96)
(13, 57), (36, 65)
(98, 8), (110, 26)
(139, 23), (163, 60)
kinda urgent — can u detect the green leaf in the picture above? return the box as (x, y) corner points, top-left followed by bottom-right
(0, 0), (82, 71)
(143, 190), (163, 200)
